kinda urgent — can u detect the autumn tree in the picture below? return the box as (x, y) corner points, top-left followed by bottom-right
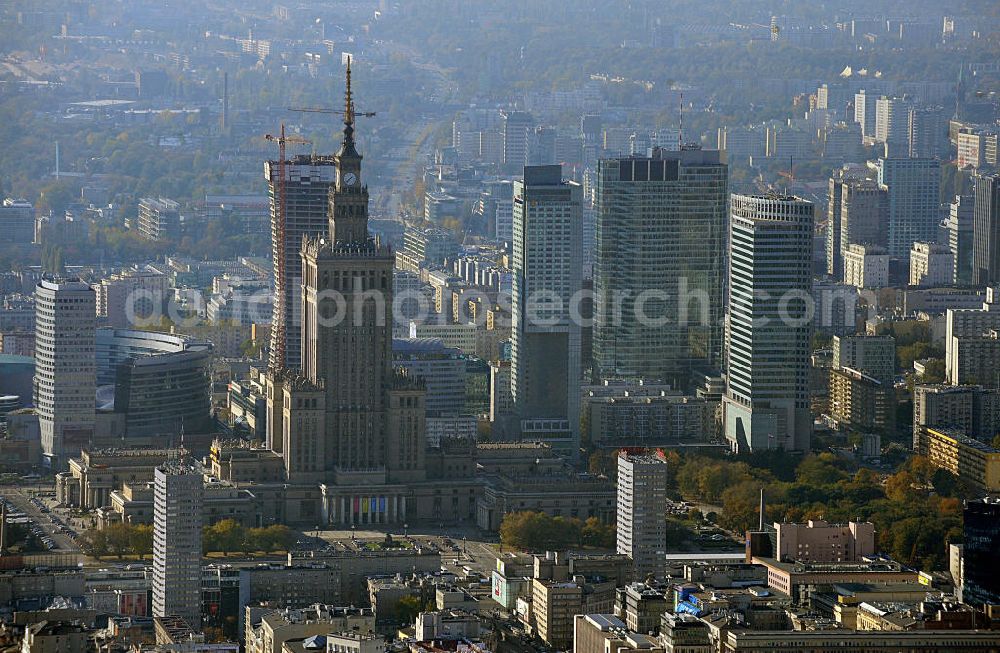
(79, 528), (110, 558)
(203, 519), (246, 555)
(129, 524), (154, 559)
(105, 523), (135, 559)
(500, 511), (614, 551)
(396, 595), (427, 624)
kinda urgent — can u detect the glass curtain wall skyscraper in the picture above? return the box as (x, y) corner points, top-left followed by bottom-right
(593, 147), (728, 387)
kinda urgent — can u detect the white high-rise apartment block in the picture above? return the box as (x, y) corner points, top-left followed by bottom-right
(34, 278), (96, 467)
(945, 288), (1000, 382)
(152, 461), (203, 629)
(854, 91), (875, 137)
(724, 195), (813, 453)
(948, 194), (975, 286)
(616, 453), (668, 578)
(956, 130), (999, 170)
(910, 242), (955, 287)
(511, 165), (582, 457)
(137, 197), (180, 242)
(843, 243), (890, 289)
(874, 96), (912, 153)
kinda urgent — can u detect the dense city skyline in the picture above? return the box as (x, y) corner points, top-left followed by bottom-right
(2, 0), (1000, 651)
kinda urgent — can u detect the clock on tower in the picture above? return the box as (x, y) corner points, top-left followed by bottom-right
(329, 57), (369, 245)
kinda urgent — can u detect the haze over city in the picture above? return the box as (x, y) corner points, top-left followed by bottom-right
(1, 1), (1000, 651)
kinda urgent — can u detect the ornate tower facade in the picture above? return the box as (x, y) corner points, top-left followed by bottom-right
(298, 59), (423, 483)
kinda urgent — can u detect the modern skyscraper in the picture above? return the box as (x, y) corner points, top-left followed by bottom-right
(874, 96), (912, 155)
(972, 173), (1000, 286)
(948, 194), (975, 286)
(501, 110), (535, 173)
(874, 157), (941, 259)
(961, 497), (1000, 606)
(152, 461), (203, 629)
(34, 278), (95, 467)
(511, 165), (582, 455)
(528, 125), (557, 166)
(593, 147), (727, 385)
(393, 338), (468, 417)
(616, 452), (668, 578)
(854, 90), (875, 138)
(0, 198), (34, 245)
(266, 155), (337, 371)
(724, 194), (813, 453)
(908, 106), (947, 159)
(826, 169), (888, 279)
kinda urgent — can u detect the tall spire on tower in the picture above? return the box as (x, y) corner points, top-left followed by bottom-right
(345, 56), (354, 126)
(339, 56), (359, 158)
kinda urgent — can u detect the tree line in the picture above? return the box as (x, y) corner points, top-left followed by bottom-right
(499, 512), (615, 551)
(79, 519), (294, 559)
(674, 451), (965, 571)
(584, 447), (969, 571)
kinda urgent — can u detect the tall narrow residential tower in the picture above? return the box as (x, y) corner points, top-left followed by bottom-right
(152, 461), (203, 628)
(724, 194), (814, 453)
(34, 278), (96, 467)
(948, 194), (975, 286)
(616, 452), (669, 578)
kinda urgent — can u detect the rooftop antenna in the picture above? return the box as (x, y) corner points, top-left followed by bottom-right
(758, 487), (766, 531)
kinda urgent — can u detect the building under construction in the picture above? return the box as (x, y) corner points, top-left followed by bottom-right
(265, 154), (336, 371)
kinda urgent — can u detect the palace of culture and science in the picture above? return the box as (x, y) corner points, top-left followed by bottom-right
(261, 62), (481, 526)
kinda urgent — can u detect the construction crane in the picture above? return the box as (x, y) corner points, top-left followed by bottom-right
(290, 57), (377, 124)
(263, 123), (311, 372)
(290, 106), (377, 120)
